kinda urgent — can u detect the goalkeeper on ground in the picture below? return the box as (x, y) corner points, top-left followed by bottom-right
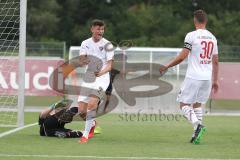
(38, 99), (83, 138)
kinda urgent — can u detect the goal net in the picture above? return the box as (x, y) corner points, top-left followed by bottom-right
(0, 0), (26, 127)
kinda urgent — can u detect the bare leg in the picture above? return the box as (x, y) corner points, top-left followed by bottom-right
(180, 102), (191, 108)
(78, 101), (88, 115)
(193, 102), (201, 108)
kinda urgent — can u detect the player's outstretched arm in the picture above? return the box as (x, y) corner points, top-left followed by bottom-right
(159, 48), (189, 74)
(212, 54), (219, 93)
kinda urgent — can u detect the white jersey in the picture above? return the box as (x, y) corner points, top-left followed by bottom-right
(184, 29), (218, 80)
(78, 38), (114, 103)
(80, 37), (114, 71)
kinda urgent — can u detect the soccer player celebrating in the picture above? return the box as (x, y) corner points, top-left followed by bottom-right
(160, 10), (219, 144)
(78, 19), (114, 143)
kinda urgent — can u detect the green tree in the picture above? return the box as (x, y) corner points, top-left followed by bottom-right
(26, 0), (240, 48)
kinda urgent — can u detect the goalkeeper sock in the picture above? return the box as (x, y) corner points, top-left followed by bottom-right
(193, 107), (203, 124)
(83, 110), (95, 139)
(181, 105), (199, 130)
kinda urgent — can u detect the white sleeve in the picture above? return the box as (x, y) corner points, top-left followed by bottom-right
(213, 39), (218, 55)
(106, 43), (114, 61)
(183, 33), (193, 51)
(79, 41), (87, 56)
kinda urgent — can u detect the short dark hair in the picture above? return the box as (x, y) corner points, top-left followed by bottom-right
(91, 19), (105, 27)
(194, 9), (207, 23)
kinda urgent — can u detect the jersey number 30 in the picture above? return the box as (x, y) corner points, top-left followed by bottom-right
(200, 41), (214, 59)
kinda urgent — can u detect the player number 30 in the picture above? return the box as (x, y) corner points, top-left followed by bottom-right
(200, 41), (214, 59)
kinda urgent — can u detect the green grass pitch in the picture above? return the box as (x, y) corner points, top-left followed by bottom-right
(0, 112), (240, 160)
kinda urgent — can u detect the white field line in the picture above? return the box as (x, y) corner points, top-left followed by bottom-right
(0, 122), (37, 138)
(0, 154), (239, 160)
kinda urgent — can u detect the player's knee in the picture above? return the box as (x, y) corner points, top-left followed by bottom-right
(78, 102), (87, 113)
(180, 102), (191, 109)
(87, 102), (98, 110)
(78, 107), (85, 114)
(193, 102), (201, 108)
